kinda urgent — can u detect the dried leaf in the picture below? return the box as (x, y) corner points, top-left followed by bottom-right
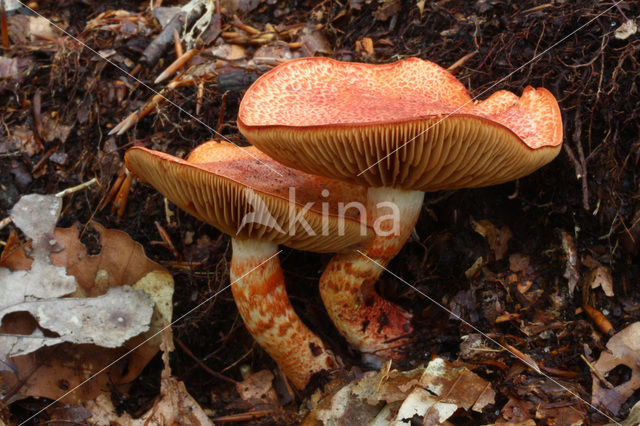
(592, 322), (640, 416)
(28, 16), (58, 41)
(587, 265), (614, 297)
(471, 218), (512, 261)
(607, 400), (640, 426)
(236, 370), (278, 405)
(560, 230), (579, 294)
(299, 25), (332, 56)
(0, 56), (19, 79)
(305, 358), (495, 424)
(614, 19), (637, 40)
(41, 115), (73, 143)
(0, 195), (173, 403)
(372, 0), (400, 21)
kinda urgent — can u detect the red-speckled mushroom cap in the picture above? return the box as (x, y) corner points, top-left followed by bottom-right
(125, 141), (371, 252)
(237, 57), (563, 190)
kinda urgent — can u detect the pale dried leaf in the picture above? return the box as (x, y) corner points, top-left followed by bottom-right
(2, 286), (153, 348)
(2, 0), (22, 12)
(10, 194), (61, 246)
(299, 25), (332, 56)
(306, 358), (495, 424)
(0, 57), (19, 79)
(236, 370), (277, 404)
(28, 16), (58, 41)
(0, 330), (63, 365)
(592, 322), (640, 416)
(614, 19), (637, 40)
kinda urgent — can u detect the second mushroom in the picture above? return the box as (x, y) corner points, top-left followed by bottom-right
(125, 141), (372, 389)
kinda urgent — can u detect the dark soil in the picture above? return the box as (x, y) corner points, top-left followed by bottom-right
(1, 0), (639, 424)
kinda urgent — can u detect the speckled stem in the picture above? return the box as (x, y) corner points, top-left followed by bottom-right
(319, 187), (424, 362)
(230, 238), (337, 389)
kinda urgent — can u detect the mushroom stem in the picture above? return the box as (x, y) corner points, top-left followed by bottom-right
(230, 238), (338, 389)
(319, 187), (423, 363)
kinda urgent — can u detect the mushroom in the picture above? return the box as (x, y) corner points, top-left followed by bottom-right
(237, 57), (563, 361)
(125, 141), (372, 388)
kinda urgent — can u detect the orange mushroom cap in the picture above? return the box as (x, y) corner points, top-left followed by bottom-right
(125, 141), (372, 253)
(238, 57), (563, 190)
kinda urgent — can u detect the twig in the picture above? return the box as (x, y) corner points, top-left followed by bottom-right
(55, 177), (98, 197)
(154, 48), (200, 84)
(173, 27), (183, 58)
(447, 51), (477, 73)
(564, 107), (590, 210)
(213, 410), (277, 423)
(0, 216), (11, 231)
(581, 354), (614, 389)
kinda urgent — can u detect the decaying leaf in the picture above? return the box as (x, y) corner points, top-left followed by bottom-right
(85, 330), (212, 425)
(0, 194), (174, 403)
(236, 370), (278, 405)
(304, 358), (495, 424)
(586, 265), (614, 297)
(471, 218), (512, 261)
(614, 19), (637, 40)
(372, 0), (400, 21)
(607, 399), (640, 426)
(592, 322), (640, 416)
(560, 230), (579, 294)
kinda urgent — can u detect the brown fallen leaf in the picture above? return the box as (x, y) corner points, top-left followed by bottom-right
(586, 265), (614, 297)
(592, 322), (640, 416)
(471, 218), (512, 261)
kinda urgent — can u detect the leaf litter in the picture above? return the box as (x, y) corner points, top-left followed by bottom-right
(0, 194), (174, 403)
(304, 358), (495, 425)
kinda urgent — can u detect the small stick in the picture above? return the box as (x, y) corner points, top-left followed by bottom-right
(195, 80), (204, 115)
(154, 221), (180, 259)
(505, 343), (541, 374)
(130, 63), (142, 77)
(1, 4), (8, 50)
(175, 337), (238, 384)
(213, 410), (276, 423)
(447, 52), (477, 74)
(173, 27), (183, 58)
(55, 177), (98, 197)
(581, 354), (614, 389)
(154, 48), (200, 84)
(32, 90), (43, 139)
(0, 216), (11, 231)
(112, 170), (132, 217)
(112, 92), (165, 135)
